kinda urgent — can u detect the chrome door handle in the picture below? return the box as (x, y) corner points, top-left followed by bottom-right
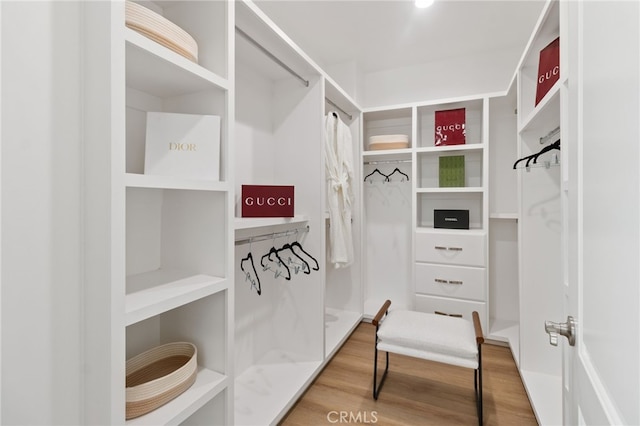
(544, 316), (576, 346)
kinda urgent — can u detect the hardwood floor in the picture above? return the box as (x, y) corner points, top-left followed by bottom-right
(280, 322), (537, 426)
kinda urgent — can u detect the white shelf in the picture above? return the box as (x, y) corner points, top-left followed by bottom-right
(362, 148), (412, 157)
(125, 173), (229, 192)
(126, 269), (227, 326)
(127, 367), (227, 426)
(489, 213), (519, 220)
(325, 308), (362, 358)
(125, 28), (228, 98)
(519, 81), (561, 134)
(520, 370), (562, 426)
(234, 350), (322, 426)
(415, 227), (486, 236)
(234, 215), (309, 230)
(415, 143), (484, 154)
(417, 187), (484, 194)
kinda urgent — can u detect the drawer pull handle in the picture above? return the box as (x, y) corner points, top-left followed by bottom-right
(434, 246), (464, 251)
(435, 311), (463, 318)
(434, 278), (463, 285)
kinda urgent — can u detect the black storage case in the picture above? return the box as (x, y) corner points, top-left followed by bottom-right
(434, 209), (470, 229)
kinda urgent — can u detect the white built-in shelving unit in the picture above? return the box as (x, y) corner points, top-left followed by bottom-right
(83, 1), (233, 424)
(83, 1), (364, 424)
(515, 0), (563, 424)
(361, 96), (491, 330)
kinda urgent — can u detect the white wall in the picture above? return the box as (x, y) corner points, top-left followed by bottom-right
(324, 60), (364, 106)
(1, 2), (83, 424)
(362, 47), (522, 107)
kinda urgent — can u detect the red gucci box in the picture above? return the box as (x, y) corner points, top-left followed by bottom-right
(535, 37), (560, 106)
(241, 185), (295, 217)
(435, 108), (466, 146)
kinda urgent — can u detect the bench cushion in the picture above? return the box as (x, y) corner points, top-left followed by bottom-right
(376, 310), (479, 369)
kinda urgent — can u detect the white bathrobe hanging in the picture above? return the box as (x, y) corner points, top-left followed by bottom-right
(325, 112), (354, 268)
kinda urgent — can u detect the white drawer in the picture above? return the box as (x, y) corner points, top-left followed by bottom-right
(415, 263), (486, 301)
(415, 231), (485, 267)
(414, 294), (487, 327)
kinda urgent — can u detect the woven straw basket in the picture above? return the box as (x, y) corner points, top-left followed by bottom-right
(125, 1), (199, 62)
(126, 342), (198, 420)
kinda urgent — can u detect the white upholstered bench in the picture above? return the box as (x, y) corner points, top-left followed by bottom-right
(372, 300), (485, 425)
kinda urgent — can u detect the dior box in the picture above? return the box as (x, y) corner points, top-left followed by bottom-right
(144, 111), (220, 180)
(434, 209), (469, 230)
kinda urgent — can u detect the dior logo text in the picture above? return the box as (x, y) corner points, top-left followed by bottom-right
(436, 123), (464, 132)
(169, 143), (197, 151)
(538, 65), (559, 84)
(244, 197), (292, 207)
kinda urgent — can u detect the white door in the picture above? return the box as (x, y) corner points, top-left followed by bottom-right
(560, 1), (640, 424)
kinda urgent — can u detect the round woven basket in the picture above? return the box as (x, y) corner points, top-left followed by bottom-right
(125, 1), (199, 62)
(126, 342), (198, 420)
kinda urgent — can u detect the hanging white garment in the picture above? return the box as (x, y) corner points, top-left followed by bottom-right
(325, 112), (354, 268)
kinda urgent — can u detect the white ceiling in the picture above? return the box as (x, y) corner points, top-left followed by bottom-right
(253, 0), (546, 76)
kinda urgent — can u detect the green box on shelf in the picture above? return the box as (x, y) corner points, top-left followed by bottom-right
(439, 155), (465, 187)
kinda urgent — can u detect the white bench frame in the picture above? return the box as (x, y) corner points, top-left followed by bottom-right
(371, 300), (485, 426)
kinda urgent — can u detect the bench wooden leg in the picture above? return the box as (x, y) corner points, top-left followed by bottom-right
(474, 343), (483, 426)
(373, 324), (389, 400)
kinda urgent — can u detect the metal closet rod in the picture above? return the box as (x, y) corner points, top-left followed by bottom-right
(364, 159), (412, 165)
(235, 225), (310, 246)
(540, 126), (560, 145)
(235, 26), (309, 88)
(326, 98), (353, 120)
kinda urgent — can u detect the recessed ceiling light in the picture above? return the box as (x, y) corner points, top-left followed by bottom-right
(415, 0), (434, 8)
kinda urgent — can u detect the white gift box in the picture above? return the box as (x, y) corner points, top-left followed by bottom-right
(144, 112), (220, 180)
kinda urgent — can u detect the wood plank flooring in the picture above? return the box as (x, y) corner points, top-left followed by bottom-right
(280, 322), (537, 426)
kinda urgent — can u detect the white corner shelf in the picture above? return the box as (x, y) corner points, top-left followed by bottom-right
(126, 269), (227, 326)
(126, 367), (228, 426)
